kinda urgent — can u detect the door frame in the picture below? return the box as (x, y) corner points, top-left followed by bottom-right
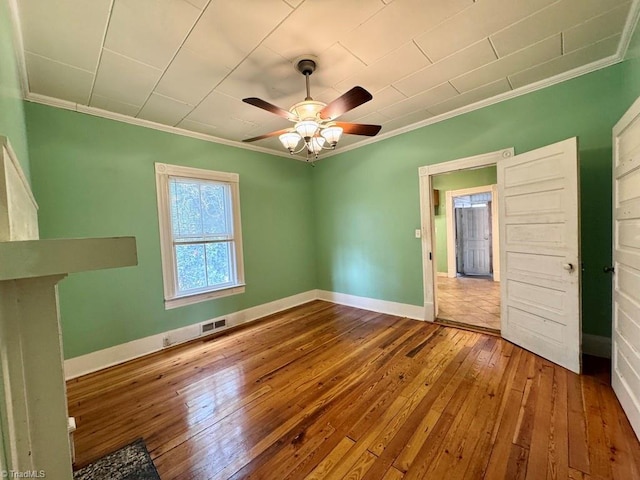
(445, 184), (500, 281)
(418, 148), (514, 321)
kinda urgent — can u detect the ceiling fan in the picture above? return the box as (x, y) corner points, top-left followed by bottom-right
(242, 58), (382, 160)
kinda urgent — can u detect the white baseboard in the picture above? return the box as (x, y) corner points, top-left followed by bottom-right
(583, 333), (612, 359)
(64, 289), (318, 380)
(436, 272), (448, 277)
(64, 289), (613, 379)
(316, 290), (425, 321)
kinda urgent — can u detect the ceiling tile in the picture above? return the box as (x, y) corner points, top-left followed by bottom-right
(335, 42), (431, 95)
(381, 109), (434, 133)
(310, 44), (367, 88)
(185, 0), (209, 8)
(350, 111), (390, 125)
(187, 90), (257, 128)
(92, 49), (163, 107)
(394, 39), (497, 97)
(25, 53), (94, 104)
(137, 94), (194, 126)
(262, 0), (384, 61)
(451, 34), (561, 93)
(427, 78), (511, 116)
(104, 0), (201, 70)
(19, 0), (111, 72)
(510, 34), (620, 88)
(214, 46), (292, 103)
(563, 3), (630, 53)
(177, 118), (219, 136)
(340, 86), (406, 122)
(415, 0), (557, 62)
(341, 0), (472, 65)
(185, 0), (293, 70)
(90, 94), (141, 116)
(380, 83), (458, 118)
(155, 47), (231, 105)
(490, 0), (629, 58)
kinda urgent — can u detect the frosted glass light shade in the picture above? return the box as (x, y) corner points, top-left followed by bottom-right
(295, 120), (319, 138)
(320, 125), (343, 145)
(308, 137), (326, 154)
(279, 132), (301, 151)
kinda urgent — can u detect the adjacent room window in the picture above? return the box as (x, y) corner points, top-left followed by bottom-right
(155, 163), (245, 309)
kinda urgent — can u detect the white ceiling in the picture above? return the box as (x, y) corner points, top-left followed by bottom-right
(13, 0), (638, 158)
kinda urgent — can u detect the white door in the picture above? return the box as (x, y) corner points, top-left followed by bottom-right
(498, 137), (581, 373)
(456, 206), (491, 276)
(612, 98), (640, 439)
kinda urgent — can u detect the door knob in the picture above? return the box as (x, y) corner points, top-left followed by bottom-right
(563, 263), (574, 272)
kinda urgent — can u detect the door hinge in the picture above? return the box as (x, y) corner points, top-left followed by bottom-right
(429, 252), (432, 261)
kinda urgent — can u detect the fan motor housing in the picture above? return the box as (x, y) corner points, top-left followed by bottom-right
(296, 58), (317, 76)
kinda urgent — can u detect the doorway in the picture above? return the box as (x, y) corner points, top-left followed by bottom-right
(419, 139), (582, 373)
(432, 173), (501, 332)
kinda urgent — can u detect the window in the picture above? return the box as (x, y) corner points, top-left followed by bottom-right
(155, 163), (244, 309)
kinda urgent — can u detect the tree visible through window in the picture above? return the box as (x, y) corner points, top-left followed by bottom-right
(156, 164), (244, 309)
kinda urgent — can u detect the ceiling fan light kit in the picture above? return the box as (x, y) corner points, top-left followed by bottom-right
(242, 57), (382, 162)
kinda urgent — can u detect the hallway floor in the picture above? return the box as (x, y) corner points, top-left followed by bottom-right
(437, 276), (501, 331)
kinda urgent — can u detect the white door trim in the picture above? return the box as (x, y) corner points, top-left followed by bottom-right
(445, 184), (500, 281)
(418, 148), (514, 321)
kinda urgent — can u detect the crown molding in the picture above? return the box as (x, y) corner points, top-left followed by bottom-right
(322, 53), (623, 159)
(7, 0), (29, 97)
(24, 92), (297, 160)
(619, 0), (640, 59)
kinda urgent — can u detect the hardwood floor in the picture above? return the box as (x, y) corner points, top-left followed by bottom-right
(66, 301), (640, 479)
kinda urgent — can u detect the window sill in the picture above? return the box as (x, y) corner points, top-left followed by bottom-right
(164, 284), (246, 310)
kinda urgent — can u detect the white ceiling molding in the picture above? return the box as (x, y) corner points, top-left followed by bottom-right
(617, 0), (640, 58)
(7, 0), (29, 97)
(24, 92), (295, 160)
(320, 53), (623, 159)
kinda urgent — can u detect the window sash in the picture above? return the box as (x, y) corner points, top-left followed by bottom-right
(169, 176), (234, 242)
(173, 239), (237, 296)
(156, 163), (245, 309)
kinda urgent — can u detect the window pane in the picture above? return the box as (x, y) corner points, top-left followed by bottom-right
(175, 244), (207, 292)
(172, 180), (203, 237)
(201, 183), (230, 235)
(205, 242), (232, 286)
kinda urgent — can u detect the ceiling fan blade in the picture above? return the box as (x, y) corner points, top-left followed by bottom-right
(319, 87), (373, 120)
(335, 122), (382, 136)
(243, 97), (297, 121)
(242, 129), (291, 143)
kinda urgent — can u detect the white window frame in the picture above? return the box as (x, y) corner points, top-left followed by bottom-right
(155, 163), (245, 309)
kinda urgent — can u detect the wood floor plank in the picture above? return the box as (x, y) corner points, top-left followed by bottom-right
(65, 301), (640, 480)
(567, 370), (591, 474)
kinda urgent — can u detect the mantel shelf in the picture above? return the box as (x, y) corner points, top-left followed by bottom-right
(0, 237), (137, 281)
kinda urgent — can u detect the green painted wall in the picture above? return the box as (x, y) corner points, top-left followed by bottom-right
(432, 167), (497, 273)
(0, 0), (30, 181)
(314, 62), (634, 339)
(26, 103), (317, 359)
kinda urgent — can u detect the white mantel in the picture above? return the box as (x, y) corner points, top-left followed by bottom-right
(0, 237), (137, 478)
